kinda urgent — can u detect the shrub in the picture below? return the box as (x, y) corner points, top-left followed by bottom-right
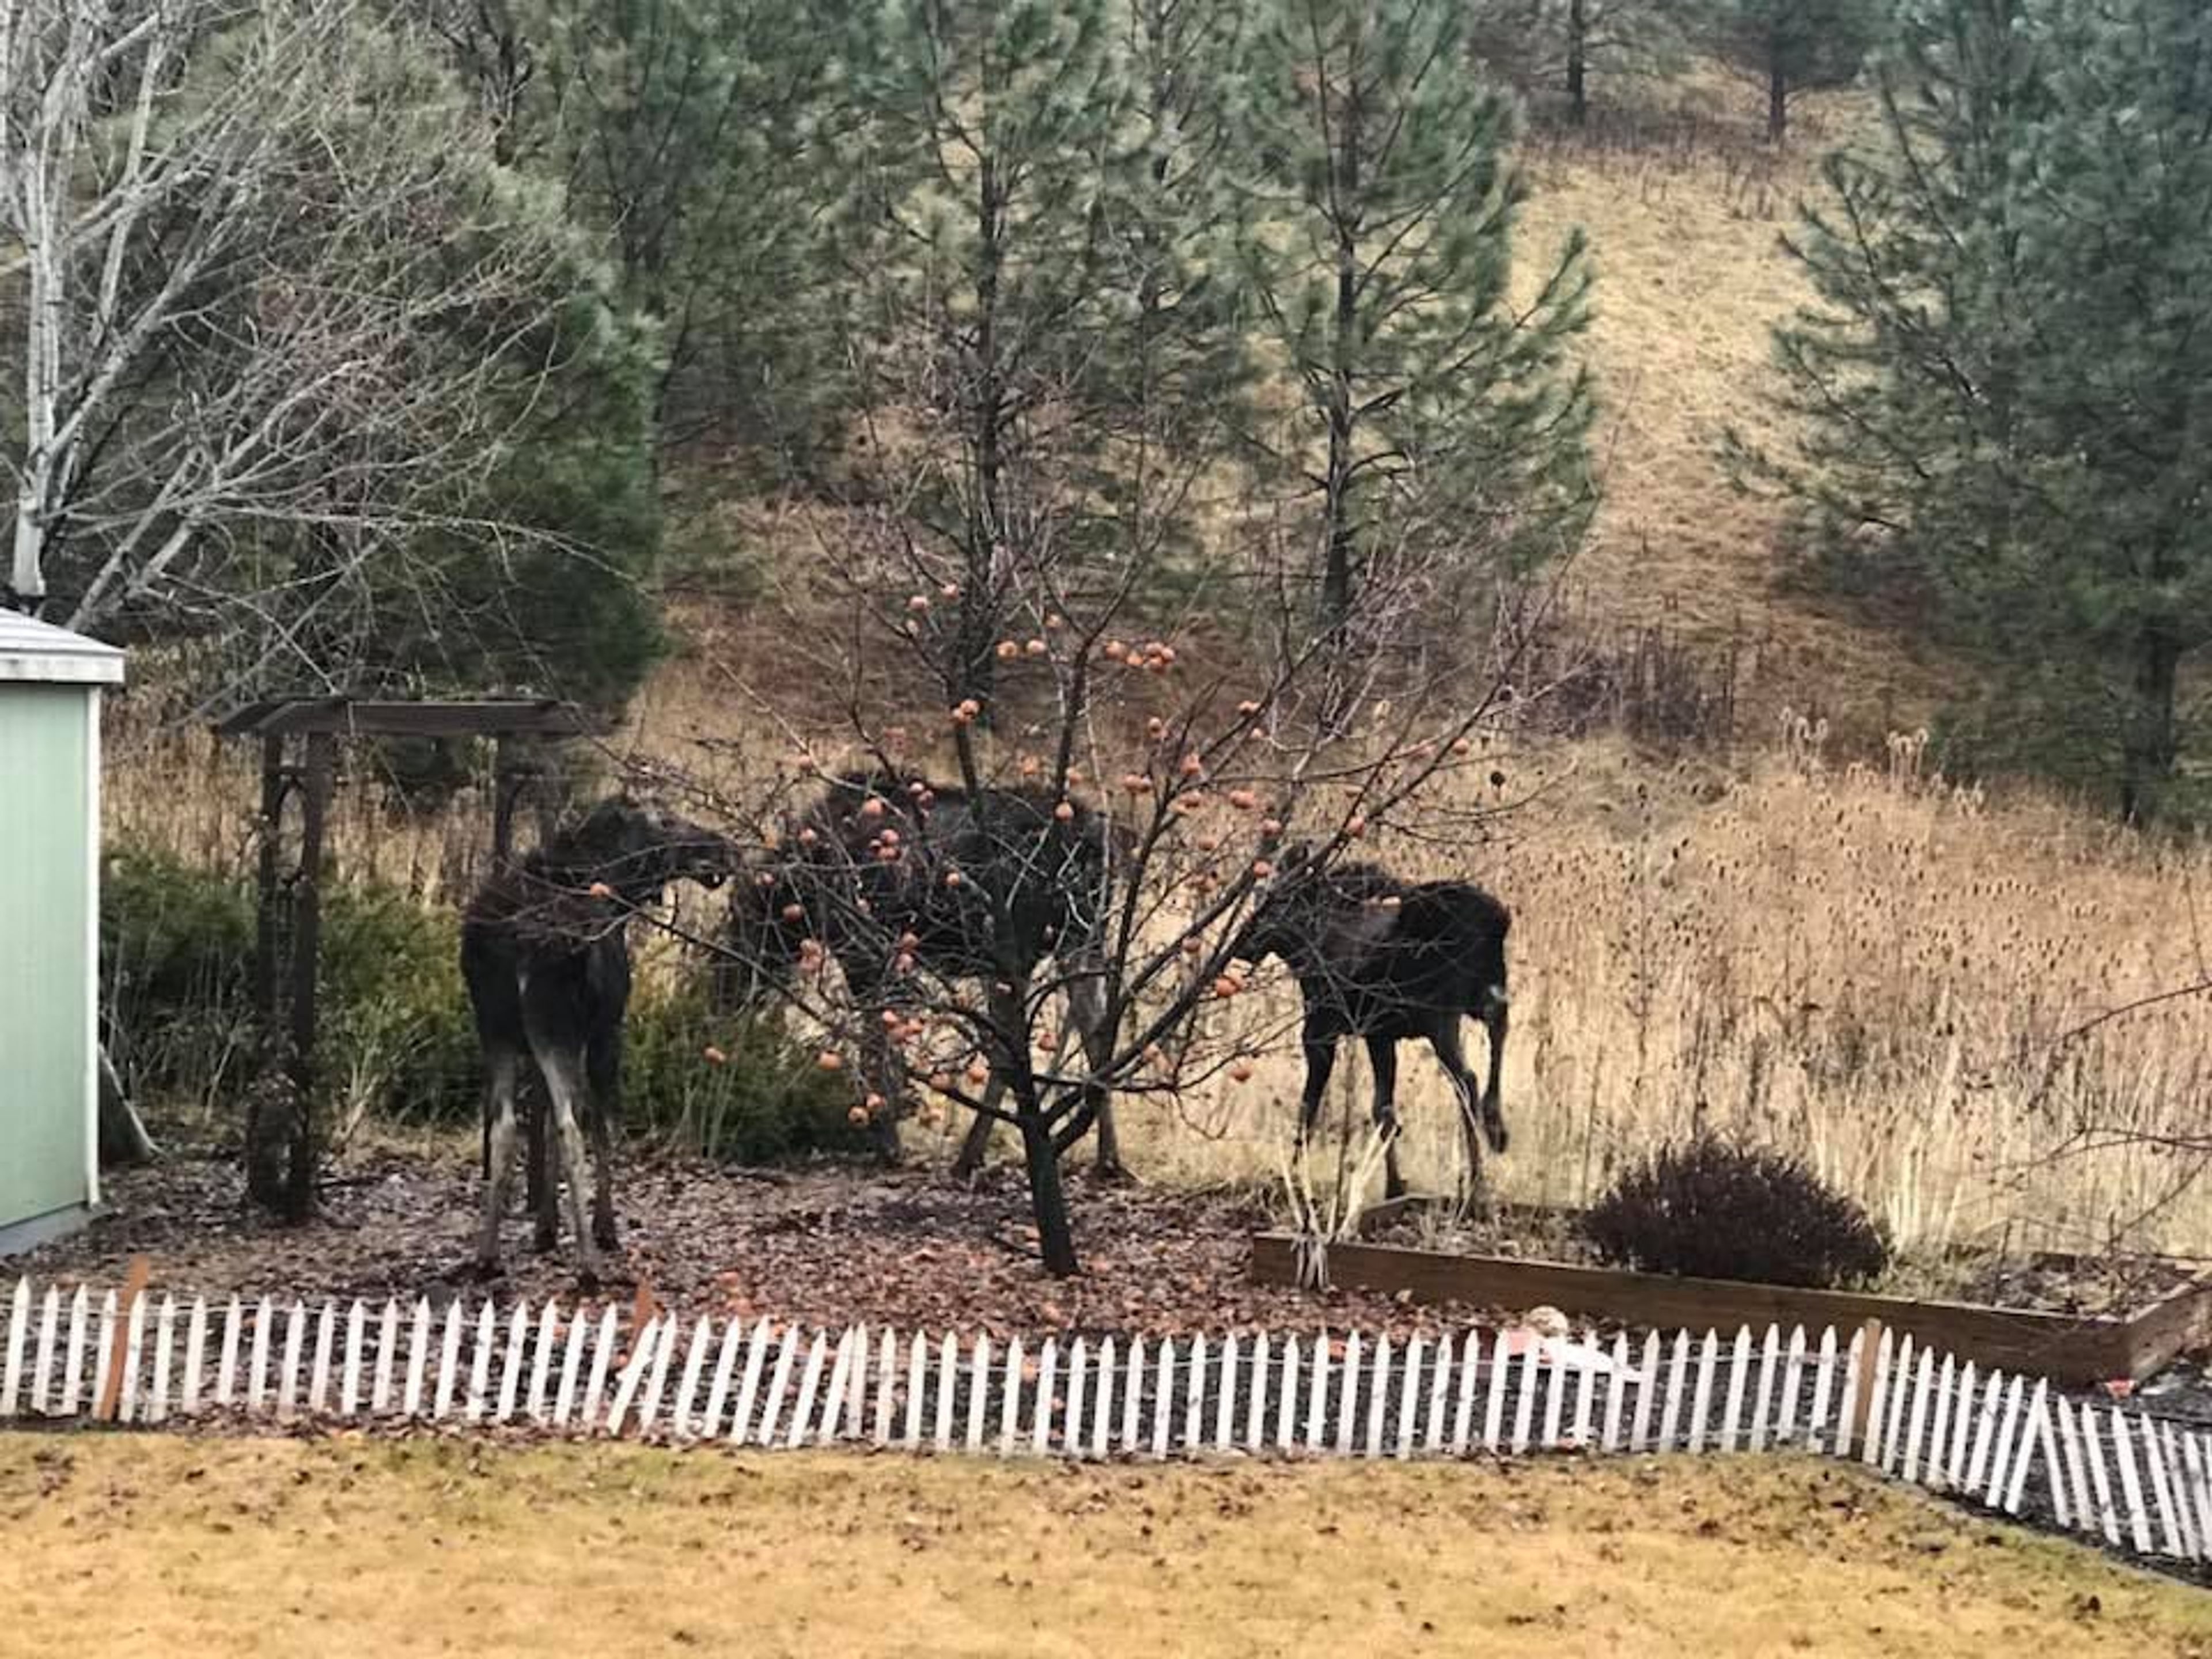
(622, 984), (874, 1164)
(1582, 1135), (1890, 1289)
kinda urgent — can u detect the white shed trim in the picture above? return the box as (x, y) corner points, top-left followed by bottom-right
(0, 612), (124, 685)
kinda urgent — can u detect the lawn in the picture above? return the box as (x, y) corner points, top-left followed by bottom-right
(5, 1433), (2207, 1657)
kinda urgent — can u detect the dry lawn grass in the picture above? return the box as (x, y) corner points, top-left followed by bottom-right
(5, 1432), (2208, 1658)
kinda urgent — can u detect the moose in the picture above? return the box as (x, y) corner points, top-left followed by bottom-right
(719, 769), (1127, 1179)
(461, 794), (734, 1281)
(1228, 846), (1511, 1202)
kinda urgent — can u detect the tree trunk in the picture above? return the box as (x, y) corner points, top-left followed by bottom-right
(1566, 0), (1587, 127)
(97, 1043), (158, 1166)
(1021, 1109), (1080, 1277)
(1319, 95), (1363, 641)
(1767, 50), (1787, 142)
(2120, 621), (2181, 827)
(961, 144), (1005, 722)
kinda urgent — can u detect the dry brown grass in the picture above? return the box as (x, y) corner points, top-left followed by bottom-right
(1170, 725), (2212, 1260)
(1506, 89), (1956, 739)
(6, 1433), (2208, 1657)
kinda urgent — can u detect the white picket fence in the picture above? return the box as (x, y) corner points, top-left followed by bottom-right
(5, 1274), (2210, 1570)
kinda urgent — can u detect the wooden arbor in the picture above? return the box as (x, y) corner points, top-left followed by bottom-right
(211, 698), (605, 1221)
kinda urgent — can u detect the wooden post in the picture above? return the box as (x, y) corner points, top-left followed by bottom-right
(1849, 1317), (1883, 1453)
(245, 735), (290, 1210)
(94, 1256), (150, 1423)
(283, 731), (335, 1222)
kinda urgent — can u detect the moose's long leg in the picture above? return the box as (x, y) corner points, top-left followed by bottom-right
(530, 1037), (603, 1284)
(527, 1081), (556, 1252)
(1365, 1034), (1406, 1200)
(1297, 1028), (1338, 1146)
(1428, 1021), (1491, 1215)
(586, 1020), (623, 1252)
(476, 1044), (522, 1271)
(1066, 964), (1125, 1180)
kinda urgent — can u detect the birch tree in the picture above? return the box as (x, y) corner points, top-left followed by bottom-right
(0, 0), (659, 708)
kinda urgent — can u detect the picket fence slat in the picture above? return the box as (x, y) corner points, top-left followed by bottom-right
(1963, 1369), (1999, 1498)
(2111, 1408), (2153, 1554)
(1745, 1326), (1777, 1452)
(1923, 1354), (1955, 1488)
(1512, 1340), (1540, 1455)
(1064, 1338), (1088, 1458)
(1154, 1338), (1177, 1460)
(1627, 1333), (1657, 1452)
(402, 1300), (430, 1418)
(31, 1287), (59, 1414)
(1091, 1336), (1115, 1460)
(1776, 1327), (1806, 1446)
(1187, 1335), (1211, 1456)
(465, 1302), (497, 1423)
(1944, 1362), (1976, 1491)
(2051, 1393), (2089, 1531)
(1984, 1373), (2022, 1508)
(339, 1302), (365, 1419)
(2186, 1434), (2212, 1554)
(1365, 1336), (1391, 1459)
(1902, 1347), (1934, 1483)
(963, 1336), (991, 1454)
(2006, 1381), (2045, 1518)
(1336, 1335), (1362, 1458)
(2158, 1424), (2196, 1560)
(1685, 1332), (1717, 1455)
(495, 1304), (531, 1425)
(554, 1308), (589, 1430)
(2141, 1412), (2183, 1558)
(1125, 1338), (1147, 1457)
(1600, 1335), (1628, 1452)
(1423, 1335), (1450, 1454)
(1248, 1335), (1271, 1452)
(370, 1302), (397, 1417)
(584, 1306), (622, 1432)
(274, 1301), (304, 1421)
(605, 1316), (660, 1436)
(1718, 1328), (1749, 1453)
(119, 1293), (150, 1423)
(873, 1328), (899, 1449)
(1483, 1332), (1511, 1453)
(2080, 1403), (2120, 1544)
(182, 1298), (210, 1418)
(1033, 1338), (1059, 1459)
(146, 1296), (179, 1424)
(1538, 1340), (1566, 1450)
(1, 1280), (26, 1418)
(1453, 1332), (1483, 1455)
(781, 1332), (825, 1449)
(304, 1302), (333, 1419)
(929, 1332), (956, 1454)
(1221, 1335), (1244, 1455)
(843, 1325), (869, 1441)
(671, 1317), (711, 1439)
(735, 1320), (775, 1446)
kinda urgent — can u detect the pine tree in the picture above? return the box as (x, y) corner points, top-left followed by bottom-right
(1233, 0), (1597, 647)
(1466, 0), (1697, 126)
(1704, 0), (1880, 140)
(1730, 0), (2212, 821)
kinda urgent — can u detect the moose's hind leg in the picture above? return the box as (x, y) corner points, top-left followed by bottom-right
(1427, 1022), (1496, 1219)
(475, 1045), (522, 1274)
(1363, 1035), (1406, 1200)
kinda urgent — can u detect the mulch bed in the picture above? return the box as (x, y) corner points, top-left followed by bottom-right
(2, 1144), (1509, 1340)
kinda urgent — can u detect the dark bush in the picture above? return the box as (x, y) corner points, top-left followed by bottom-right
(1583, 1135), (1890, 1289)
(622, 985), (875, 1164)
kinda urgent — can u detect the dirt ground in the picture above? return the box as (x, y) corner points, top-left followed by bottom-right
(3, 1143), (1496, 1339)
(4, 1432), (2207, 1658)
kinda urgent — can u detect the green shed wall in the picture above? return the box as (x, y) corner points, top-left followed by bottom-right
(0, 683), (95, 1234)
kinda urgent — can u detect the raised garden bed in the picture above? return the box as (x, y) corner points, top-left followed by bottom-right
(1249, 1196), (2212, 1386)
